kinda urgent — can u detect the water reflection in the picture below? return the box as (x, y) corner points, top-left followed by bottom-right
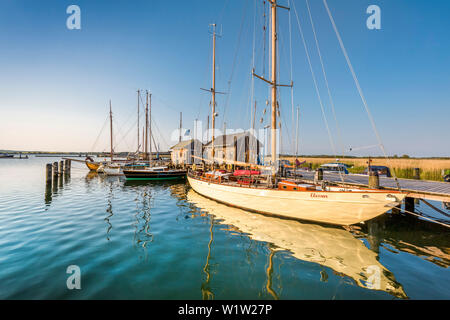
(265, 249), (279, 300)
(349, 214), (450, 268)
(105, 182), (113, 241)
(187, 190), (407, 299)
(44, 171), (71, 209)
(133, 186), (154, 256)
(201, 215), (215, 300)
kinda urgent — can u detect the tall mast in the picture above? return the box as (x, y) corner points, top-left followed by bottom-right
(144, 91), (149, 160)
(252, 101), (256, 131)
(109, 100), (113, 162)
(211, 24), (217, 164)
(270, 1), (277, 175)
(137, 90), (140, 153)
(295, 106), (299, 157)
(179, 112), (182, 143)
(149, 93), (152, 164)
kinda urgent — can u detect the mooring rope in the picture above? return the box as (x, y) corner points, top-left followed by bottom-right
(420, 199), (450, 218)
(367, 195), (450, 229)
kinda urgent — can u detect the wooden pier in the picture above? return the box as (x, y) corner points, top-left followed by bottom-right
(298, 171), (450, 203)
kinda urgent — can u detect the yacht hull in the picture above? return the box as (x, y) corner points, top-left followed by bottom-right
(187, 176), (405, 226)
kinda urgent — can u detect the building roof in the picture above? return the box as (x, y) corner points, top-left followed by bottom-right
(204, 132), (262, 148)
(170, 139), (202, 150)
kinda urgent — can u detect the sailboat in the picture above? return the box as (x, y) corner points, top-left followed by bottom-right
(85, 100), (117, 172)
(122, 91), (187, 180)
(188, 1), (406, 226)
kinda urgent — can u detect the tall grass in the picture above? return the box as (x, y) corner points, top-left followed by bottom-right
(281, 156), (450, 182)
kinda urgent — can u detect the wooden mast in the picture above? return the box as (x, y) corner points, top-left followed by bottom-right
(137, 90), (140, 154)
(179, 112), (182, 143)
(211, 24), (217, 166)
(270, 1), (277, 177)
(109, 100), (113, 162)
(149, 93), (152, 164)
(296, 106), (299, 157)
(252, 101), (256, 131)
(144, 91), (149, 161)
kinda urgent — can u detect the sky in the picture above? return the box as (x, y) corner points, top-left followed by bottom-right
(0, 0), (449, 157)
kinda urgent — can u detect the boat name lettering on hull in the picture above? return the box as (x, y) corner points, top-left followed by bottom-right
(311, 193), (328, 199)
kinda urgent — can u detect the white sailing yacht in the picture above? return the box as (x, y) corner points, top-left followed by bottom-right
(187, 0), (406, 226)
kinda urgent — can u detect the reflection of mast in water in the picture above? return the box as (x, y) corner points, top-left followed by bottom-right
(265, 248), (279, 300)
(105, 182), (113, 241)
(133, 186), (154, 255)
(201, 215), (214, 300)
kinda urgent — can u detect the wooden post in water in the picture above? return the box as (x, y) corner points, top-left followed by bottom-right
(45, 163), (52, 185)
(59, 161), (64, 176)
(368, 171), (380, 189)
(52, 162), (58, 178)
(63, 159), (71, 175)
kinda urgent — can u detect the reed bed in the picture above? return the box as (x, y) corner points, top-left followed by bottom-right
(281, 157), (450, 182)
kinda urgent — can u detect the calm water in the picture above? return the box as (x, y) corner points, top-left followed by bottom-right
(0, 157), (449, 300)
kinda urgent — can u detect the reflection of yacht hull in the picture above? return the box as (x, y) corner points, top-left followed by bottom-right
(123, 169), (186, 180)
(187, 190), (407, 299)
(188, 176), (405, 226)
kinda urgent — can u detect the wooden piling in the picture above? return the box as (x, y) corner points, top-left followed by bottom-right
(45, 163), (52, 184)
(63, 159), (71, 175)
(414, 168), (420, 180)
(315, 168), (323, 182)
(59, 161), (64, 175)
(368, 171), (380, 189)
(52, 162), (58, 178)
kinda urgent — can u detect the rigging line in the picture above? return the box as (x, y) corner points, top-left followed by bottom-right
(114, 117), (138, 152)
(250, 0), (257, 132)
(288, 0), (295, 154)
(150, 118), (169, 151)
(276, 19), (295, 154)
(217, 0), (231, 27)
(90, 115), (109, 152)
(222, 0), (250, 129)
(197, 28), (214, 121)
(306, 0), (345, 158)
(291, 1), (341, 177)
(322, 0), (401, 190)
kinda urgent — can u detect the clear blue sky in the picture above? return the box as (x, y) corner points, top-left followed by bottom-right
(0, 0), (449, 157)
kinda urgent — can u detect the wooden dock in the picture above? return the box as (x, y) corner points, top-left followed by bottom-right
(298, 171), (450, 202)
